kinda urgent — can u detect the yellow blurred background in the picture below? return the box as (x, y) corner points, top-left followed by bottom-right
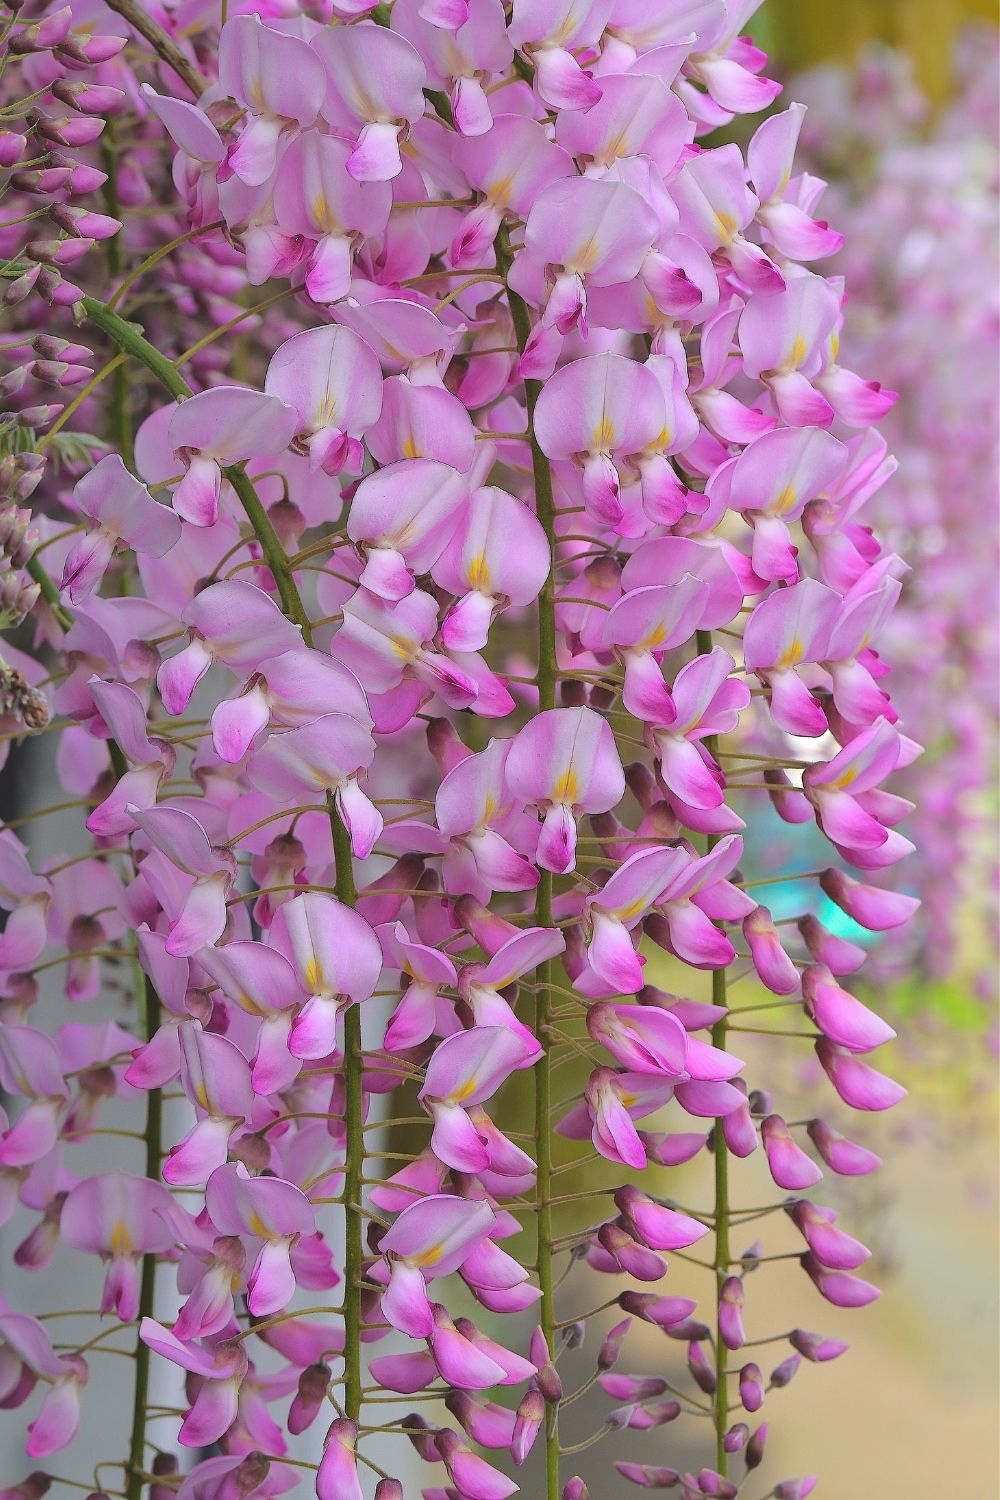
(760, 0), (997, 99)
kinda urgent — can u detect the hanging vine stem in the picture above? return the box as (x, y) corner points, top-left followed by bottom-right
(498, 225), (561, 1500)
(697, 625), (732, 1478)
(70, 297), (366, 1432)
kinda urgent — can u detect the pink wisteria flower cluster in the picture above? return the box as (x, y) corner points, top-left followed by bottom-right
(793, 33), (999, 993)
(0, 1), (918, 1497)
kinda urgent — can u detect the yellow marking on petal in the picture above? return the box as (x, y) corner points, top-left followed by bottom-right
(654, 425), (673, 449)
(553, 768), (579, 804)
(311, 194), (330, 229)
(618, 1091), (635, 1107)
(467, 553), (491, 591)
(390, 634), (415, 660)
(454, 1075), (479, 1103)
(834, 766), (858, 789)
(714, 211), (737, 242)
(304, 957), (324, 992)
(417, 1241), (445, 1267)
(778, 637), (804, 668)
(773, 485), (797, 515)
(616, 898), (646, 922)
(572, 237), (599, 272)
(788, 334), (807, 367)
(402, 433), (420, 459)
(488, 173), (515, 207)
(248, 1210), (271, 1237)
(594, 415), (616, 450)
(829, 332), (840, 360)
(482, 793), (498, 823)
(641, 625), (666, 650)
(110, 1221), (132, 1254)
(193, 1079), (211, 1110)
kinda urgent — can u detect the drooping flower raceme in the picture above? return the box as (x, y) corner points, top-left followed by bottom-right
(0, 3), (918, 1498)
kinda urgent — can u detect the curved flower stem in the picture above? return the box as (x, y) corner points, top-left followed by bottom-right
(77, 294), (365, 1429)
(498, 226), (560, 1500)
(697, 626), (732, 1477)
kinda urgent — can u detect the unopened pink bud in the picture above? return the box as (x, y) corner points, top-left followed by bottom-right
(54, 32), (128, 65)
(739, 1362), (764, 1412)
(35, 113), (106, 147)
(49, 205), (122, 240)
(789, 1328), (849, 1362)
(288, 1361), (330, 1434)
(0, 131), (27, 166)
(806, 1117), (882, 1175)
(718, 1277), (746, 1351)
(50, 80), (126, 116)
(724, 1422), (748, 1453)
(563, 1481), (589, 1500)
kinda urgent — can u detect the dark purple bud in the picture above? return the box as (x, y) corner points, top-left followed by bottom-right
(665, 1316), (712, 1342)
(747, 1089), (773, 1116)
(559, 1320), (585, 1352)
(598, 1317), (631, 1370)
(402, 1412), (438, 1462)
(746, 1420), (768, 1469)
(374, 1483), (404, 1500)
(774, 1479), (818, 1499)
(614, 1462), (680, 1488)
(770, 1352), (802, 1387)
(288, 1361), (330, 1434)
(687, 1340), (716, 1396)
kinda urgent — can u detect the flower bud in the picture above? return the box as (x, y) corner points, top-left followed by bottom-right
(770, 1352), (802, 1387)
(724, 1422), (748, 1453)
(598, 1317), (630, 1369)
(511, 1386), (544, 1465)
(374, 1483), (404, 1500)
(806, 1117), (882, 1175)
(563, 1481), (590, 1500)
(718, 1277), (745, 1351)
(288, 1360), (330, 1434)
(0, 131), (27, 167)
(50, 80), (126, 116)
(746, 1420), (768, 1468)
(687, 1339), (716, 1395)
(739, 1362), (764, 1412)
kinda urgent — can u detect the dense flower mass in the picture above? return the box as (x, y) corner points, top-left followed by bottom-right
(793, 34), (999, 994)
(0, 1), (917, 1497)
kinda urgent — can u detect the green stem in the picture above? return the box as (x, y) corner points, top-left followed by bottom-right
(100, 138), (134, 473)
(126, 977), (160, 1500)
(698, 626), (731, 1477)
(78, 293), (362, 1431)
(500, 227), (560, 1500)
